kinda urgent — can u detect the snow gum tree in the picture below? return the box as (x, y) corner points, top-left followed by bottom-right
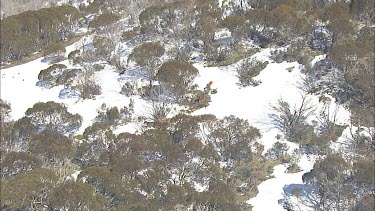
(269, 95), (315, 143)
(0, 151), (42, 179)
(128, 42), (165, 86)
(207, 115), (261, 165)
(48, 181), (107, 210)
(76, 122), (114, 167)
(2, 117), (37, 152)
(1, 169), (58, 210)
(25, 101), (82, 134)
(156, 60), (199, 101)
(302, 154), (356, 210)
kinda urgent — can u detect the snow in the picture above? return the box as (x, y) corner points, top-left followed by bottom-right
(193, 59), (305, 151)
(0, 36), (151, 134)
(67, 170), (82, 181)
(248, 164), (304, 210)
(113, 122), (143, 135)
(191, 48), (350, 210)
(191, 59), (311, 209)
(0, 35), (352, 210)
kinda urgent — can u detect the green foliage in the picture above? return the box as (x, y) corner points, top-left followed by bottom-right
(78, 167), (120, 194)
(0, 5), (81, 62)
(196, 17), (217, 44)
(55, 68), (82, 88)
(2, 117), (37, 152)
(128, 42), (165, 67)
(197, 179), (241, 210)
(303, 154), (355, 210)
(128, 42), (165, 84)
(183, 89), (211, 111)
(30, 130), (73, 164)
(139, 0), (191, 35)
(233, 156), (277, 197)
(269, 96), (315, 143)
(207, 115), (261, 163)
(193, 0), (222, 20)
(236, 58), (268, 87)
(167, 114), (201, 143)
(353, 158), (375, 190)
(272, 4), (312, 38)
(349, 0), (375, 24)
(49, 181), (107, 210)
(25, 101), (82, 134)
(221, 14), (245, 30)
(76, 122), (114, 167)
(42, 42), (66, 57)
(1, 151), (42, 179)
(264, 141), (291, 162)
(89, 13), (119, 28)
(68, 49), (81, 65)
(156, 60), (199, 100)
(38, 64), (67, 88)
(95, 102), (133, 126)
(121, 29), (139, 42)
(0, 99), (11, 123)
(286, 163), (301, 173)
(1, 169), (58, 210)
(321, 2), (354, 45)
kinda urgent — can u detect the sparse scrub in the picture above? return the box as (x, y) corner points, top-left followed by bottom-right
(236, 58), (268, 87)
(264, 142), (291, 163)
(269, 95), (315, 143)
(286, 163), (301, 173)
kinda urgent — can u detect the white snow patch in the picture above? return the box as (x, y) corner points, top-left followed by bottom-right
(67, 170), (82, 181)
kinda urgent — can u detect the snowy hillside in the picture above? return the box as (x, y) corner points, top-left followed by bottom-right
(1, 35), (351, 210)
(1, 1), (373, 210)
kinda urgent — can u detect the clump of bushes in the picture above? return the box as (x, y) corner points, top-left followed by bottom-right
(286, 163), (301, 173)
(38, 64), (68, 88)
(89, 13), (119, 28)
(156, 60), (199, 101)
(236, 58), (268, 87)
(68, 50), (82, 66)
(95, 101), (134, 125)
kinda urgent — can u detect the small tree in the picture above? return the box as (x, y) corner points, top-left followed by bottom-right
(220, 14), (246, 44)
(302, 154), (355, 210)
(236, 58), (267, 87)
(320, 2), (354, 47)
(148, 101), (172, 122)
(207, 115), (261, 164)
(1, 151), (42, 179)
(42, 42), (66, 58)
(0, 99), (11, 123)
(68, 49), (81, 65)
(95, 104), (121, 125)
(156, 60), (198, 101)
(49, 181), (107, 210)
(89, 13), (119, 28)
(1, 169), (58, 210)
(76, 122), (114, 167)
(4, 117), (37, 152)
(128, 42), (165, 86)
(25, 101), (82, 134)
(264, 141), (290, 162)
(38, 64), (67, 88)
(29, 130), (73, 165)
(269, 95), (315, 142)
(73, 72), (102, 99)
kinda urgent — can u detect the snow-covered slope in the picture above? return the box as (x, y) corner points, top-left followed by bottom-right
(0, 37), (351, 210)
